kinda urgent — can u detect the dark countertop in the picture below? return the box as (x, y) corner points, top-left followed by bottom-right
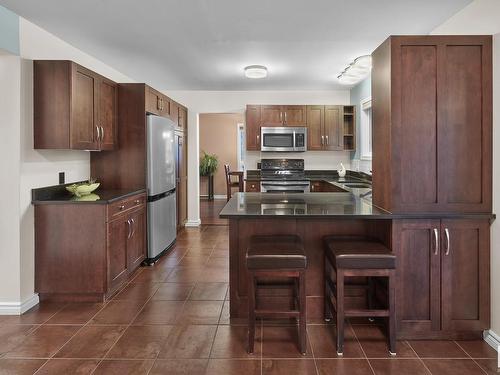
(219, 192), (495, 220)
(32, 183), (146, 205)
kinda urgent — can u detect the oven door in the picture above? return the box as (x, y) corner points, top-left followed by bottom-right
(260, 127), (307, 152)
(260, 181), (310, 193)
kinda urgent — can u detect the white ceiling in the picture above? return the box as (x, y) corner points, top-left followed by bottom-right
(1, 0), (471, 90)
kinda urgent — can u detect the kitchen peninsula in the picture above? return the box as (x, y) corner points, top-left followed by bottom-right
(220, 191), (493, 340)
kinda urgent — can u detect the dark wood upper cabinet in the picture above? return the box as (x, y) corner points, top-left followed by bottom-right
(98, 77), (118, 150)
(34, 60), (117, 151)
(145, 86), (170, 117)
(305, 105), (345, 151)
(245, 105), (261, 151)
(306, 105), (324, 150)
(282, 105), (306, 126)
(372, 36), (492, 213)
(261, 105), (283, 126)
(178, 106), (187, 132)
(324, 105), (343, 150)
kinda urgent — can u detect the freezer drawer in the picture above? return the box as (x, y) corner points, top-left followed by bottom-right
(147, 191), (176, 260)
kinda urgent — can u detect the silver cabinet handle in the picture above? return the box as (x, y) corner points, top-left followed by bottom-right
(321, 135), (324, 146)
(257, 134), (260, 144)
(433, 228), (439, 255)
(96, 125), (100, 141)
(444, 228), (450, 256)
(126, 219), (132, 239)
(326, 135), (329, 145)
(131, 218), (136, 238)
(284, 112), (287, 123)
(100, 126), (104, 141)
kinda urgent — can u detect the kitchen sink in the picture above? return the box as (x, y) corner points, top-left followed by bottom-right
(344, 183), (372, 188)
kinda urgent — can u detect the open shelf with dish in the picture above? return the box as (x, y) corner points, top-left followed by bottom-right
(343, 105), (356, 151)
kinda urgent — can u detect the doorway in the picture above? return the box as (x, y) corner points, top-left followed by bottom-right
(199, 113), (245, 225)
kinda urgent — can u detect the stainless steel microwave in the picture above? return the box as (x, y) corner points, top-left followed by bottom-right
(260, 127), (307, 152)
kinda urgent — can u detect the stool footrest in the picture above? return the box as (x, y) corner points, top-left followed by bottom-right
(345, 309), (389, 317)
(255, 309), (301, 318)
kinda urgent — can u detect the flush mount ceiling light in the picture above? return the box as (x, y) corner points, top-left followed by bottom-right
(337, 55), (372, 85)
(244, 65), (268, 79)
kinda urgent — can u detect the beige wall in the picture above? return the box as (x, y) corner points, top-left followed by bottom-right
(199, 113), (243, 197)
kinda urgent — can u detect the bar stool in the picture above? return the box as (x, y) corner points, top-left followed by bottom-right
(323, 236), (396, 356)
(246, 235), (307, 354)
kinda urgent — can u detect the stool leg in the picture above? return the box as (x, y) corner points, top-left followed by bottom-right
(324, 258), (333, 322)
(299, 271), (307, 355)
(336, 269), (345, 356)
(388, 270), (396, 355)
(247, 272), (256, 354)
(367, 277), (375, 322)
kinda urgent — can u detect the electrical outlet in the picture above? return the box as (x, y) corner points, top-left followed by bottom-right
(59, 172), (65, 184)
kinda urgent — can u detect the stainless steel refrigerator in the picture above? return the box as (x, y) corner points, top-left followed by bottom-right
(146, 115), (177, 262)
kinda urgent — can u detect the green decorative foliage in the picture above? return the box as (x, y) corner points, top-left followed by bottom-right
(199, 151), (219, 176)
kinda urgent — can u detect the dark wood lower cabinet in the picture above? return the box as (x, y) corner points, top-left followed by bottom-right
(393, 218), (490, 339)
(35, 193), (146, 302)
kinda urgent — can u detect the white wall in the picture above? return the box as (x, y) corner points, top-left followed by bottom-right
(0, 18), (136, 312)
(167, 90), (351, 224)
(431, 0), (500, 339)
(0, 55), (21, 307)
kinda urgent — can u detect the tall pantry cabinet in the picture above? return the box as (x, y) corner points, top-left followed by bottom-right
(371, 35), (493, 339)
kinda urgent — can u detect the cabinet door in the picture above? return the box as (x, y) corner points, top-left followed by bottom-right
(261, 105), (283, 126)
(107, 218), (129, 292)
(159, 95), (170, 117)
(324, 105), (343, 150)
(283, 105), (306, 126)
(310, 181), (323, 192)
(145, 87), (161, 115)
(176, 133), (188, 229)
(170, 101), (179, 127)
(393, 220), (441, 335)
(438, 39), (492, 212)
(127, 208), (146, 272)
(394, 43), (439, 211)
(98, 78), (117, 150)
(178, 106), (187, 132)
(306, 106), (324, 150)
(441, 219), (490, 331)
(245, 105), (261, 151)
(71, 65), (98, 150)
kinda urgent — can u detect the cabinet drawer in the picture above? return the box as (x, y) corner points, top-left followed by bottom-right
(108, 193), (146, 220)
(246, 182), (261, 192)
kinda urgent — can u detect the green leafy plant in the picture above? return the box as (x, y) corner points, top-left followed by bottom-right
(199, 151), (219, 176)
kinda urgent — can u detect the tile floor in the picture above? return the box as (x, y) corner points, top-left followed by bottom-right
(0, 225), (497, 374)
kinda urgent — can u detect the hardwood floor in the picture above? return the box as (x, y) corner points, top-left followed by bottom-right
(0, 226), (495, 374)
(200, 199), (228, 226)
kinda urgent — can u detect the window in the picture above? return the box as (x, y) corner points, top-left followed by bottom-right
(360, 97), (372, 160)
(237, 123), (245, 171)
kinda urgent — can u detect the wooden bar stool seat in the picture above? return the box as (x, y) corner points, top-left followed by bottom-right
(246, 235), (307, 354)
(324, 236), (396, 356)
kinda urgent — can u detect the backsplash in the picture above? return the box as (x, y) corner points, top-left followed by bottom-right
(244, 151), (351, 171)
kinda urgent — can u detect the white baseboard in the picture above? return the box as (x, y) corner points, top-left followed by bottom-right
(184, 219), (201, 227)
(484, 329), (500, 351)
(0, 293), (39, 315)
(200, 195), (227, 200)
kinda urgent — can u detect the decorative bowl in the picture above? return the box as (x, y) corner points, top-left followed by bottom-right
(66, 182), (100, 197)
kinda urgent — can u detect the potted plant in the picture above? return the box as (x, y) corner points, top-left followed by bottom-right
(199, 151), (219, 177)
(200, 152), (218, 200)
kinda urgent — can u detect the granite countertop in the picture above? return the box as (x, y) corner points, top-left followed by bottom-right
(219, 192), (387, 218)
(32, 183), (146, 205)
(219, 192), (496, 220)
